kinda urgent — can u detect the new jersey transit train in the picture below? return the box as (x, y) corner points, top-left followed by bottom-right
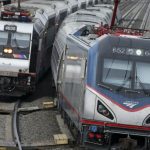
(51, 6), (150, 150)
(0, 0), (113, 96)
(0, 0), (118, 96)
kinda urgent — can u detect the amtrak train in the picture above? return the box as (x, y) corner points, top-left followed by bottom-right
(51, 5), (150, 150)
(0, 0), (100, 96)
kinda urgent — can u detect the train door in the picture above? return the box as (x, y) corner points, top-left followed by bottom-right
(57, 43), (67, 86)
(60, 36), (87, 128)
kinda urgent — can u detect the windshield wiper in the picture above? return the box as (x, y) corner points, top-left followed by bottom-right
(125, 89), (140, 94)
(135, 75), (150, 96)
(98, 83), (112, 91)
(115, 76), (131, 92)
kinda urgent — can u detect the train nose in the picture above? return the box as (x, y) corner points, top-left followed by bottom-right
(0, 59), (29, 73)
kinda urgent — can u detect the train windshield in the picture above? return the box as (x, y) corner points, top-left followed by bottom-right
(0, 31), (8, 45)
(11, 33), (30, 49)
(101, 58), (150, 91)
(0, 31), (31, 60)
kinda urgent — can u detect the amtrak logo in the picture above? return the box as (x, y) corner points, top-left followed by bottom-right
(123, 101), (139, 108)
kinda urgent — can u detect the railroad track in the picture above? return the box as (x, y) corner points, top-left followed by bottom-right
(119, 0), (140, 15)
(121, 0), (148, 28)
(0, 99), (22, 149)
(0, 97), (75, 150)
(140, 1), (150, 30)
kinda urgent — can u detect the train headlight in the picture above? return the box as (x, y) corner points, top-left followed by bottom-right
(97, 100), (114, 120)
(143, 115), (150, 126)
(146, 117), (150, 124)
(3, 48), (13, 54)
(136, 49), (142, 56)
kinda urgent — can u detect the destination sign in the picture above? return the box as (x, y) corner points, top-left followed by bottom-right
(4, 25), (17, 32)
(112, 47), (150, 57)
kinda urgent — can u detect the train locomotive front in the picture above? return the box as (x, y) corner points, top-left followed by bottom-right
(52, 24), (150, 148)
(83, 33), (150, 148)
(0, 20), (35, 96)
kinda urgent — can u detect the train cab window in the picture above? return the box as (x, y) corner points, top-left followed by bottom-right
(48, 17), (55, 28)
(135, 62), (150, 90)
(102, 59), (132, 88)
(11, 33), (30, 49)
(0, 31), (8, 45)
(34, 19), (44, 35)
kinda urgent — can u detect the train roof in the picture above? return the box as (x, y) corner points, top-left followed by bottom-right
(85, 6), (113, 23)
(69, 32), (149, 51)
(64, 9), (109, 25)
(87, 6), (113, 12)
(95, 4), (114, 9)
(61, 22), (87, 35)
(65, 0), (78, 9)
(5, 2), (56, 20)
(23, 0), (68, 14)
(86, 0), (93, 6)
(93, 4), (122, 20)
(5, 0), (68, 18)
(77, 0), (86, 7)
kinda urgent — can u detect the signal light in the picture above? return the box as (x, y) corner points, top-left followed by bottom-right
(97, 100), (114, 120)
(88, 132), (95, 139)
(89, 125), (97, 132)
(3, 48), (13, 54)
(95, 133), (103, 139)
(136, 49), (143, 56)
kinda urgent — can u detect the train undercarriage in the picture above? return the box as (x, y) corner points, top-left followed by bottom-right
(0, 73), (36, 97)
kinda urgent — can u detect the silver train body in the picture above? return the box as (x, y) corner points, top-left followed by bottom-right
(51, 4), (150, 150)
(0, 0), (103, 96)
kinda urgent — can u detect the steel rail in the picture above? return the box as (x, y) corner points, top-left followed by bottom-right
(126, 3), (146, 28)
(13, 100), (22, 150)
(140, 3), (150, 30)
(122, 0), (142, 19)
(122, 0), (146, 28)
(119, 0), (134, 11)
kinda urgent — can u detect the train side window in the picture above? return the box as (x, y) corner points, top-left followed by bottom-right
(72, 7), (78, 13)
(38, 39), (42, 51)
(11, 32), (30, 49)
(59, 11), (68, 25)
(34, 19), (44, 35)
(48, 17), (55, 28)
(81, 58), (87, 79)
(81, 3), (86, 9)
